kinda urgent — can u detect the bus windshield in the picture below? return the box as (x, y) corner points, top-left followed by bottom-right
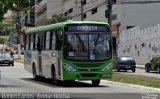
(64, 33), (112, 61)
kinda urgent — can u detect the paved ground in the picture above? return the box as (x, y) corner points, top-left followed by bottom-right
(113, 67), (160, 78)
(0, 62), (160, 99)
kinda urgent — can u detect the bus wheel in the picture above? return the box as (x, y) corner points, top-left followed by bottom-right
(92, 80), (100, 87)
(51, 65), (58, 84)
(32, 64), (40, 81)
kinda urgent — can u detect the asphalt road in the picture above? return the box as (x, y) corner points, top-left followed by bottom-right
(0, 63), (160, 99)
(113, 68), (160, 78)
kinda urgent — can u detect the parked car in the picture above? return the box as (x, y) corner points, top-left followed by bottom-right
(0, 53), (14, 66)
(145, 56), (160, 74)
(113, 56), (136, 72)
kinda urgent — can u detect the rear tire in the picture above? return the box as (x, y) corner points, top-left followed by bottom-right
(32, 64), (40, 81)
(132, 68), (136, 72)
(92, 80), (100, 86)
(157, 66), (160, 74)
(12, 62), (14, 66)
(145, 64), (150, 73)
(51, 65), (59, 85)
(117, 66), (120, 72)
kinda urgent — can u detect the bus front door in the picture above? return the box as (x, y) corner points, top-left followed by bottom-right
(38, 37), (43, 76)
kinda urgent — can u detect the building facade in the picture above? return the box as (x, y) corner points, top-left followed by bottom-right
(35, 0), (121, 33)
(34, 0), (160, 64)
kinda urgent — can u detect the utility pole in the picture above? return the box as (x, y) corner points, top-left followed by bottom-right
(17, 11), (22, 58)
(81, 0), (84, 21)
(107, 0), (112, 27)
(106, 0), (117, 56)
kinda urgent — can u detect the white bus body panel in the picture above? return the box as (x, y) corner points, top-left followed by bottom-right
(24, 50), (61, 79)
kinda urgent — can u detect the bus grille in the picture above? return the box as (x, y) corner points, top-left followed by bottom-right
(78, 69), (100, 72)
(74, 63), (103, 67)
(80, 73), (98, 77)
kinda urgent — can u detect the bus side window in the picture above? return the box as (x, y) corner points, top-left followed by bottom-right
(28, 34), (31, 50)
(55, 30), (62, 50)
(51, 31), (56, 50)
(26, 35), (29, 50)
(37, 37), (41, 51)
(35, 33), (38, 49)
(38, 32), (45, 50)
(45, 31), (50, 50)
(33, 33), (36, 50)
(30, 34), (33, 50)
(24, 35), (27, 50)
(44, 31), (46, 50)
(49, 31), (53, 49)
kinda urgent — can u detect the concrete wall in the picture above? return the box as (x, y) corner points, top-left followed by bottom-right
(118, 24), (160, 64)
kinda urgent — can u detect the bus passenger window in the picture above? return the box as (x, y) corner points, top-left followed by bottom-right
(51, 31), (56, 49)
(45, 31), (50, 50)
(30, 34), (33, 50)
(25, 35), (28, 50)
(33, 33), (36, 49)
(43, 32), (46, 50)
(35, 33), (38, 49)
(49, 31), (53, 49)
(28, 34), (31, 50)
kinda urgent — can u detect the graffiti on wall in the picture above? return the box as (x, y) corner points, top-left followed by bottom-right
(118, 24), (160, 64)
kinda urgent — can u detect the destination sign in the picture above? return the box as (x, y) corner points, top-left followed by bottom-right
(66, 24), (110, 32)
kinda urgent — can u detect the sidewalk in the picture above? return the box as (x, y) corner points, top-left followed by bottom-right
(136, 64), (145, 69)
(14, 54), (24, 59)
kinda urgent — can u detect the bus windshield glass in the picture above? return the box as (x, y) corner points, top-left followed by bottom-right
(64, 24), (111, 61)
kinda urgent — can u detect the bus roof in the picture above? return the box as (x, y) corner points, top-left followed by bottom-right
(25, 20), (110, 34)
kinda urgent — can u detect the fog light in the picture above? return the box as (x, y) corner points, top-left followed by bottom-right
(102, 74), (110, 77)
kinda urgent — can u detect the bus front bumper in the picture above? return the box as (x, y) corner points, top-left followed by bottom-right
(63, 69), (112, 80)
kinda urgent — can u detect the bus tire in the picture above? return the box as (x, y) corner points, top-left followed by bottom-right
(51, 65), (58, 84)
(132, 68), (136, 72)
(32, 63), (40, 81)
(92, 80), (100, 87)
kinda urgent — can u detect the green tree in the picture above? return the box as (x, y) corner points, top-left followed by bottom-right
(0, 0), (30, 21)
(52, 14), (72, 23)
(0, 36), (8, 43)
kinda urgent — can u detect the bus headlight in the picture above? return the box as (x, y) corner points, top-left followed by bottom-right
(102, 65), (112, 71)
(64, 64), (76, 71)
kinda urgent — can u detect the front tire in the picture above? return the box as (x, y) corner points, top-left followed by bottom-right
(92, 80), (100, 86)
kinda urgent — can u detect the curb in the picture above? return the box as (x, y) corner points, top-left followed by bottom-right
(15, 62), (24, 66)
(136, 65), (145, 69)
(102, 80), (160, 93)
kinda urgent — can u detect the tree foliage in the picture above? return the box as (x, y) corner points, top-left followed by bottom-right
(52, 14), (72, 24)
(0, 0), (30, 21)
(0, 36), (8, 43)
